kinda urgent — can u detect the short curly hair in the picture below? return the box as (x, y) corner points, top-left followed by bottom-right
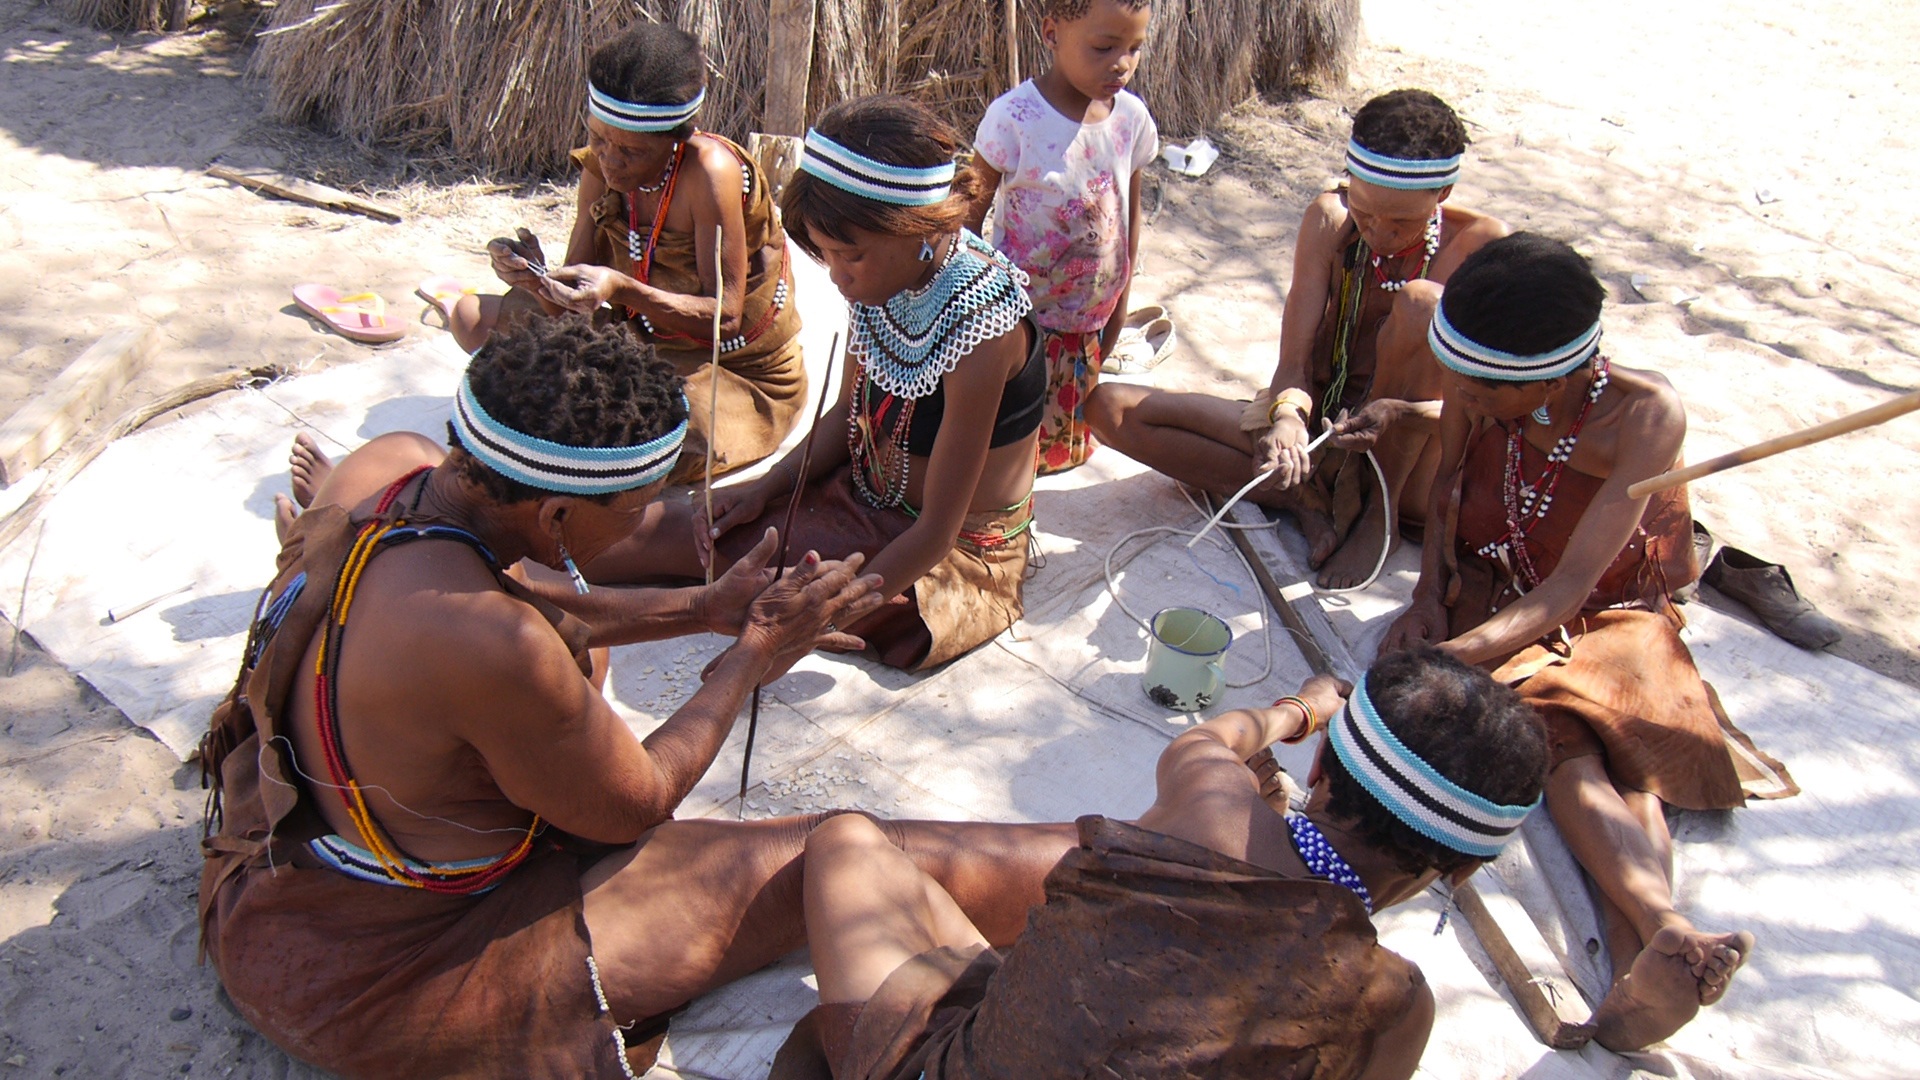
(1350, 89), (1469, 164)
(780, 95), (980, 258)
(446, 314), (687, 504)
(1042, 0), (1152, 21)
(1321, 646), (1548, 877)
(587, 22), (705, 142)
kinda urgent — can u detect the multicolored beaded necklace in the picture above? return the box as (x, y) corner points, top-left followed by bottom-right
(846, 230), (1031, 508)
(1369, 207), (1442, 292)
(310, 467), (541, 894)
(1287, 814), (1373, 913)
(1475, 355), (1613, 591)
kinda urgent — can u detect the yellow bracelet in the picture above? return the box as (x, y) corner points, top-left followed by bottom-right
(1273, 387), (1314, 425)
(1274, 695), (1320, 744)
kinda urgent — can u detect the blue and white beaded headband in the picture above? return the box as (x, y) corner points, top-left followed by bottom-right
(1428, 304), (1603, 383)
(1328, 674), (1539, 859)
(453, 376), (687, 495)
(587, 82), (705, 133)
(798, 129), (955, 207)
(1345, 138), (1462, 190)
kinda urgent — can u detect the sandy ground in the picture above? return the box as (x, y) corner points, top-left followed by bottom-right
(1, 0), (1917, 1074)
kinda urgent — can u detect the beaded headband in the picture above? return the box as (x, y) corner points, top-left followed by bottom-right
(799, 129), (956, 207)
(453, 376), (687, 495)
(1328, 674), (1539, 859)
(1345, 138), (1462, 190)
(587, 82), (705, 133)
(1429, 304), (1603, 383)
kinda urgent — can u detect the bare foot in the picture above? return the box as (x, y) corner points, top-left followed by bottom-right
(1317, 503), (1397, 589)
(273, 493), (300, 544)
(1592, 923), (1753, 1051)
(1292, 506), (1342, 568)
(289, 432), (334, 509)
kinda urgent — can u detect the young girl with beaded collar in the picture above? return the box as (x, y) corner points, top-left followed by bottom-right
(1089, 90), (1507, 590)
(595, 96), (1047, 672)
(1381, 233), (1796, 1051)
(441, 22), (807, 487)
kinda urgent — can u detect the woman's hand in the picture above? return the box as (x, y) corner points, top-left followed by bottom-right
(1328, 399), (1405, 452)
(1294, 673), (1354, 723)
(1254, 413), (1313, 491)
(694, 478), (774, 573)
(697, 527), (779, 636)
(486, 227), (549, 291)
(539, 264), (624, 314)
(1381, 590), (1450, 654)
(735, 552), (887, 683)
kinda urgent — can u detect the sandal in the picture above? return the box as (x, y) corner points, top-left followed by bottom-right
(291, 285), (407, 344)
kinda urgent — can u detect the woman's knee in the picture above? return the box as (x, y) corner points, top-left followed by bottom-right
(1083, 381), (1139, 443)
(804, 810), (892, 863)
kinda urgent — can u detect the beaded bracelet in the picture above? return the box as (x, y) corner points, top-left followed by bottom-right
(1274, 695), (1320, 744)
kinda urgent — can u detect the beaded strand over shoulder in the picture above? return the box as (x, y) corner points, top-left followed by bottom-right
(1286, 814), (1374, 913)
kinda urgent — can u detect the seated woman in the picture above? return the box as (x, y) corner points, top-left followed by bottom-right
(1087, 89), (1507, 588)
(200, 316), (1075, 1078)
(441, 22), (805, 485)
(771, 649), (1550, 1080)
(1380, 233), (1797, 1050)
(592, 96), (1044, 672)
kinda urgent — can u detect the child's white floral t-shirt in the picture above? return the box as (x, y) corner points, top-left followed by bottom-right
(975, 81), (1158, 334)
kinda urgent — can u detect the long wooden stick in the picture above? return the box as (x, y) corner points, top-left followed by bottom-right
(1627, 388), (1920, 499)
(704, 229), (725, 585)
(1003, 0), (1020, 89)
(739, 332), (841, 812)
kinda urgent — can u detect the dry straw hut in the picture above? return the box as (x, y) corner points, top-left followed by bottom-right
(249, 0), (1359, 177)
(53, 0), (190, 32)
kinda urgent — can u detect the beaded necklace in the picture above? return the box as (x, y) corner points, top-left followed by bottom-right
(624, 136), (781, 352)
(1287, 814), (1373, 913)
(1475, 356), (1613, 591)
(1369, 207), (1442, 292)
(845, 230), (1032, 508)
(310, 467), (542, 894)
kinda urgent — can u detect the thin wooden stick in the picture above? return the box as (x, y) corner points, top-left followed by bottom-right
(1627, 388), (1920, 499)
(703, 228), (725, 585)
(1004, 0), (1020, 89)
(739, 332), (841, 813)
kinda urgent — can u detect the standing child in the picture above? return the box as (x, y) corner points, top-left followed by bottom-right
(969, 0), (1157, 474)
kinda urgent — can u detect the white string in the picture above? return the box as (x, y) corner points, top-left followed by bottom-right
(1102, 524), (1274, 688)
(264, 735), (536, 839)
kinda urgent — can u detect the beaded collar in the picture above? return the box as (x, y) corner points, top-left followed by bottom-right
(1287, 814), (1373, 913)
(849, 229), (1032, 401)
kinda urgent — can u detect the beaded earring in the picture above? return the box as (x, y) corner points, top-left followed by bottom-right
(918, 238), (935, 262)
(1531, 403), (1551, 426)
(557, 540), (591, 595)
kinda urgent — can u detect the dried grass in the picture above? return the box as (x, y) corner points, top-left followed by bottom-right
(250, 0), (1360, 178)
(54, 0), (172, 33)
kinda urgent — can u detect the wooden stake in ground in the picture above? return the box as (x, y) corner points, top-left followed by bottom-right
(739, 332), (840, 814)
(1627, 387), (1920, 499)
(1004, 0), (1021, 89)
(765, 0), (818, 136)
(703, 229), (725, 586)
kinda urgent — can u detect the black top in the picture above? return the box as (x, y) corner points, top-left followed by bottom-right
(904, 319), (1047, 457)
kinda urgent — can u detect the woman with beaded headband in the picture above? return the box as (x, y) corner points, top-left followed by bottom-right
(431, 21), (808, 487)
(1089, 89), (1508, 589)
(773, 647), (1548, 1079)
(1380, 233), (1797, 1050)
(201, 315), (1079, 1077)
(591, 96), (1048, 672)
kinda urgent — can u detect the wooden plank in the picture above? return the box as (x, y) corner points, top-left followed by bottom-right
(206, 166), (402, 224)
(1204, 494), (1361, 679)
(1454, 877), (1597, 1050)
(764, 0), (818, 136)
(0, 328), (154, 485)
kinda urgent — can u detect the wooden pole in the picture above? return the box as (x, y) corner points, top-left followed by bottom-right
(703, 229), (724, 586)
(765, 0), (818, 136)
(1626, 388), (1920, 499)
(1004, 0), (1020, 89)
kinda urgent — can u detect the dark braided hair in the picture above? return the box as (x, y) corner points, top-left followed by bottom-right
(1351, 89), (1469, 164)
(446, 314), (686, 504)
(1322, 646), (1548, 876)
(588, 22), (705, 141)
(1439, 232), (1606, 363)
(1042, 0), (1152, 20)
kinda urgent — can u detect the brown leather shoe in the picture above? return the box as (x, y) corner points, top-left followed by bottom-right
(1702, 545), (1842, 650)
(1672, 520), (1715, 604)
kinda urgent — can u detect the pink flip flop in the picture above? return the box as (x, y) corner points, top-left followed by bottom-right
(291, 284), (407, 344)
(415, 274), (476, 315)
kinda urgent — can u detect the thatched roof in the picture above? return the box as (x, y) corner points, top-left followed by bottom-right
(249, 0), (1359, 178)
